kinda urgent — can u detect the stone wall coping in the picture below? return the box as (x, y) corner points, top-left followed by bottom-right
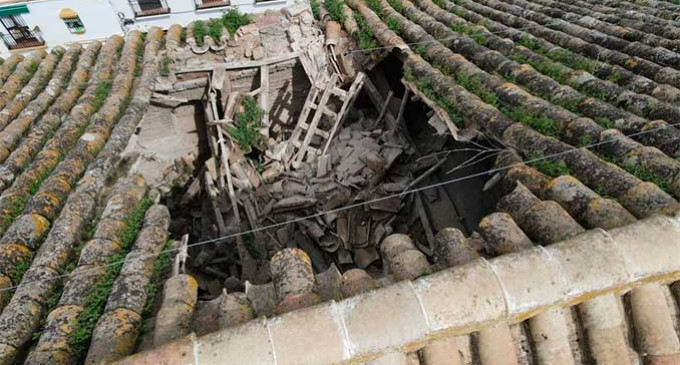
(115, 214), (680, 365)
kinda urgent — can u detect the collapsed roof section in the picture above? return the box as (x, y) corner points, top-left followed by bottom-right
(117, 0), (680, 362)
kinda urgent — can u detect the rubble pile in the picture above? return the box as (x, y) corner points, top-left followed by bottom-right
(172, 5), (325, 70)
(180, 109), (452, 295)
(143, 5), (455, 297)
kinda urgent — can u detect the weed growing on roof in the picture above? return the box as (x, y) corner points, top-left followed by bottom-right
(93, 80), (113, 111)
(433, 59), (452, 75)
(607, 71), (623, 84)
(595, 117), (615, 129)
(518, 38), (598, 74)
(69, 196), (154, 361)
(0, 291), (10, 306)
(69, 253), (124, 360)
(31, 283), (62, 342)
(520, 55), (567, 84)
(437, 0), (468, 18)
(365, 0), (383, 16)
(7, 257), (31, 286)
(549, 48), (597, 73)
(386, 0), (404, 13)
(1, 195), (28, 234)
(138, 238), (173, 340)
(554, 95), (584, 112)
(230, 96), (264, 154)
(325, 0), (347, 23)
(443, 20), (489, 45)
(121, 197), (154, 248)
(193, 20), (207, 47)
(0, 256), (32, 305)
(578, 135), (593, 147)
(354, 13), (378, 50)
(593, 90), (610, 102)
(20, 61), (40, 85)
(504, 107), (561, 138)
(180, 27), (187, 44)
(529, 155), (569, 177)
(28, 163), (59, 195)
(310, 0), (320, 19)
(222, 10), (251, 36)
(65, 217), (100, 274)
(159, 55), (171, 76)
(134, 33), (146, 77)
(387, 17), (401, 32)
(207, 18), (224, 42)
(518, 35), (548, 55)
(456, 72), (499, 107)
(404, 68), (464, 126)
(622, 163), (672, 194)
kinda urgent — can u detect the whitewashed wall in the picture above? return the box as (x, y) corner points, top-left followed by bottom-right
(109, 0), (295, 31)
(0, 0), (299, 56)
(0, 0), (122, 55)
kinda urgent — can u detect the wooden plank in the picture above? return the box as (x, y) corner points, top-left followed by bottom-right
(308, 103), (338, 118)
(314, 129), (330, 139)
(415, 192), (435, 252)
(298, 49), (318, 83)
(260, 64), (270, 130)
(173, 235), (189, 276)
(204, 170), (227, 235)
(321, 72), (366, 155)
(331, 87), (348, 99)
(210, 88), (256, 271)
(403, 79), (459, 139)
(176, 52), (301, 73)
(285, 82), (321, 166)
(211, 65), (227, 91)
(375, 90), (394, 126)
(396, 87), (409, 128)
(362, 76), (397, 129)
(294, 73), (338, 164)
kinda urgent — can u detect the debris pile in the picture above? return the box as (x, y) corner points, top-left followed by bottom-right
(147, 5), (469, 299)
(186, 79), (435, 294)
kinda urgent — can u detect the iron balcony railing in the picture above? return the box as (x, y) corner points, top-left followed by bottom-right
(0, 26), (45, 50)
(194, 0), (230, 9)
(129, 0), (171, 17)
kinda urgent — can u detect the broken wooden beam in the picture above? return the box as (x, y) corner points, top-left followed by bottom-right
(260, 64), (270, 135)
(402, 78), (459, 139)
(176, 52), (302, 74)
(375, 90), (394, 126)
(363, 76), (398, 130)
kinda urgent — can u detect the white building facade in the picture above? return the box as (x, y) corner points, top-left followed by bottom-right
(0, 0), (296, 56)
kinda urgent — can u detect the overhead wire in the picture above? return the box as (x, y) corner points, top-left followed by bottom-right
(2, 120), (680, 293)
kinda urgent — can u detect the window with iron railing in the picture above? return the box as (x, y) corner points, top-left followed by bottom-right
(0, 26), (44, 50)
(194, 0), (230, 9)
(0, 14), (45, 50)
(129, 0), (170, 17)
